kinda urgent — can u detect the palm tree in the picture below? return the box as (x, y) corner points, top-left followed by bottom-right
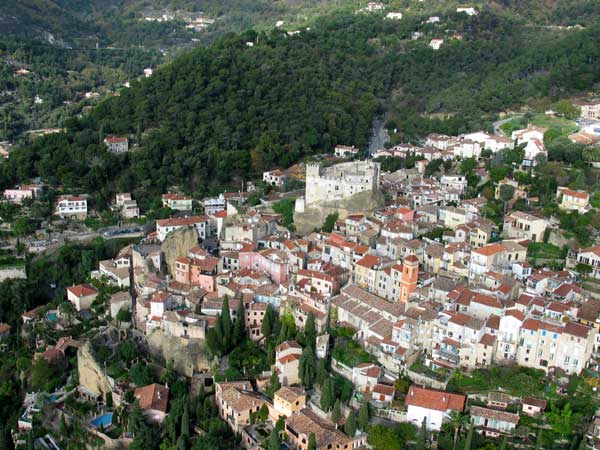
(447, 410), (469, 450)
(583, 147), (600, 165)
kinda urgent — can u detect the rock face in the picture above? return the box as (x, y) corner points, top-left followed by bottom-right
(146, 329), (211, 377)
(77, 341), (113, 399)
(161, 226), (199, 275)
(294, 189), (385, 234)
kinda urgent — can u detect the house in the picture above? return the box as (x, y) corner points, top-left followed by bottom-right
(503, 211), (548, 242)
(162, 193), (193, 211)
(576, 246), (600, 279)
(405, 386), (466, 431)
(457, 7), (478, 15)
(429, 39), (444, 50)
(67, 284), (98, 311)
(512, 124), (547, 144)
(285, 408), (366, 450)
(470, 406), (518, 436)
(334, 144), (360, 158)
(0, 323), (10, 339)
(386, 12), (403, 19)
(3, 185), (42, 204)
(115, 192), (140, 218)
(372, 383), (395, 405)
(216, 381), (269, 434)
(156, 215), (211, 241)
(578, 99), (600, 121)
(263, 169), (287, 187)
(273, 386), (306, 419)
(523, 139), (547, 166)
(275, 340), (302, 385)
(557, 187), (590, 213)
(351, 363), (381, 392)
(522, 397), (547, 416)
(56, 196), (87, 219)
(134, 383), (169, 424)
(103, 136), (129, 153)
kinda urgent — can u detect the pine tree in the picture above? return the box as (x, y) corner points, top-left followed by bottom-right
(535, 428), (543, 450)
(344, 413), (356, 437)
(308, 432), (317, 450)
(268, 429), (280, 450)
(500, 435), (507, 450)
(358, 402), (370, 431)
(0, 425), (15, 450)
(305, 312), (316, 350)
(26, 432), (34, 450)
(320, 378), (333, 411)
(233, 299), (246, 344)
(278, 320), (289, 344)
(268, 371), (281, 397)
(299, 346), (316, 388)
(331, 399), (342, 423)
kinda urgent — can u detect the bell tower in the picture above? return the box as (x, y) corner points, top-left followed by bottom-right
(399, 255), (418, 302)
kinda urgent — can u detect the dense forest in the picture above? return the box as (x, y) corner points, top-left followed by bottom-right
(2, 9), (599, 209)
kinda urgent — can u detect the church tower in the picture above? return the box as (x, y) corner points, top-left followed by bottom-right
(399, 255), (418, 302)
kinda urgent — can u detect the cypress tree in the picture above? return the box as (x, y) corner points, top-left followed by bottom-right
(344, 413), (356, 437)
(233, 299), (246, 344)
(331, 399), (342, 423)
(358, 401), (370, 431)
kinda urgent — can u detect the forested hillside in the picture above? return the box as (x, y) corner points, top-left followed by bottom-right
(2, 10), (599, 210)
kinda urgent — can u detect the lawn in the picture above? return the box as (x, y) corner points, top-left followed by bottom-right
(447, 366), (547, 397)
(500, 114), (579, 141)
(527, 242), (565, 260)
(332, 340), (376, 367)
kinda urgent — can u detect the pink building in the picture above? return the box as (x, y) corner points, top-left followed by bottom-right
(4, 185), (42, 204)
(174, 256), (220, 292)
(239, 249), (288, 284)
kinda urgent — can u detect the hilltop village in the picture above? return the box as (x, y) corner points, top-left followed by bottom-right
(3, 114), (600, 450)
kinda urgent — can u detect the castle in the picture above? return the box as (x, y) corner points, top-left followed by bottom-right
(302, 160), (380, 207)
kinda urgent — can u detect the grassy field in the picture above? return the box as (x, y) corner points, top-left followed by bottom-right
(501, 114), (579, 141)
(527, 242), (565, 259)
(332, 340), (376, 367)
(447, 366), (547, 397)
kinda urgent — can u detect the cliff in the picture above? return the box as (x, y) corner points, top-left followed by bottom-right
(294, 188), (385, 234)
(146, 329), (211, 377)
(161, 226), (199, 275)
(77, 341), (113, 399)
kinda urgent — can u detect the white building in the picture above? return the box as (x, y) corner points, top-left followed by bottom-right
(429, 39), (444, 50)
(386, 12), (403, 20)
(56, 195), (87, 219)
(162, 193), (193, 211)
(263, 169), (287, 187)
(156, 215), (211, 241)
(334, 145), (360, 158)
(457, 7), (478, 16)
(405, 386), (466, 431)
(104, 136), (129, 153)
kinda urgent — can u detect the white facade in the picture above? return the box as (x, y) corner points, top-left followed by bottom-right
(56, 196), (87, 218)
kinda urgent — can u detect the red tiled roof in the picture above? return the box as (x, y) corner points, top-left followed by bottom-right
(134, 383), (169, 413)
(406, 386), (465, 412)
(67, 284), (97, 297)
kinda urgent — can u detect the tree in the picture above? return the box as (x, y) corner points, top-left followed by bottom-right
(262, 305), (274, 339)
(499, 183), (515, 212)
(464, 423), (474, 450)
(534, 428), (543, 450)
(321, 212), (339, 233)
(31, 359), (57, 391)
(358, 401), (370, 431)
(554, 100), (580, 119)
(447, 410), (467, 450)
(320, 378), (334, 412)
(308, 432), (317, 450)
(416, 417), (427, 450)
(116, 307), (131, 324)
(316, 358), (328, 388)
(221, 296), (232, 343)
(305, 312), (316, 350)
(547, 402), (579, 437)
(181, 403), (190, 441)
(233, 299), (246, 345)
(267, 371), (281, 397)
(368, 424), (403, 450)
(331, 399), (342, 423)
(0, 424), (15, 450)
(268, 429), (280, 450)
(299, 345), (316, 388)
(344, 412), (356, 437)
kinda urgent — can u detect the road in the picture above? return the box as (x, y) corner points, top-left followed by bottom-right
(368, 116), (391, 155)
(492, 114), (523, 136)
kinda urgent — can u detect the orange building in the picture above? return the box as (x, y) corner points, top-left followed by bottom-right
(399, 255), (418, 302)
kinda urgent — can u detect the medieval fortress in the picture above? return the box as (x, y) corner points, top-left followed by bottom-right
(296, 160), (381, 213)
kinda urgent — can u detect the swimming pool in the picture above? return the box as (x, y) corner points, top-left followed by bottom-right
(90, 413), (113, 428)
(47, 312), (58, 322)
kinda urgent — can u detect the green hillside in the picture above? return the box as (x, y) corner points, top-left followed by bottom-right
(2, 9), (599, 210)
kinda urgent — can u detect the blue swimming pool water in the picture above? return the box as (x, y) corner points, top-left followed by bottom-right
(48, 394), (60, 402)
(47, 313), (58, 322)
(91, 413), (113, 428)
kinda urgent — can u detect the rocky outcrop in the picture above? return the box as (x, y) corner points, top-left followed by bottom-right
(294, 189), (385, 234)
(161, 226), (199, 275)
(146, 329), (211, 377)
(77, 341), (113, 398)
